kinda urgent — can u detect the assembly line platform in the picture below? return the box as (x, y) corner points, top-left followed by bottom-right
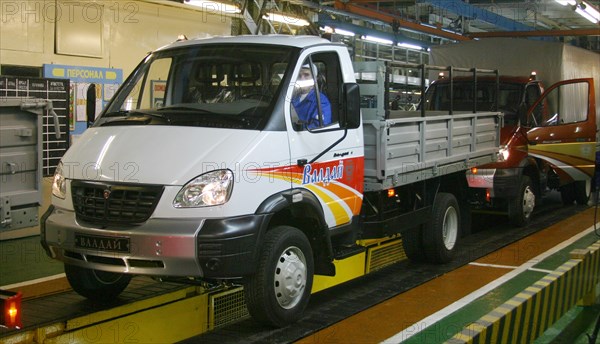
(1, 194), (599, 343)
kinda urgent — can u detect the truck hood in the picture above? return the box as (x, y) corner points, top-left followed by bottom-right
(61, 126), (262, 185)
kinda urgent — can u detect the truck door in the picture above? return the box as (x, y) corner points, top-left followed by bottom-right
(285, 49), (364, 228)
(525, 78), (597, 183)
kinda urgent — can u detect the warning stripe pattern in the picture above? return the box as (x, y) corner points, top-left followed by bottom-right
(446, 240), (600, 344)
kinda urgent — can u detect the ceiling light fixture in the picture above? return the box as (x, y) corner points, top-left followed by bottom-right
(184, 0), (241, 14)
(581, 1), (600, 21)
(398, 42), (423, 50)
(362, 35), (393, 45)
(554, 0), (576, 5)
(335, 28), (356, 37)
(263, 12), (310, 27)
(576, 6), (599, 23)
(558, 0), (600, 23)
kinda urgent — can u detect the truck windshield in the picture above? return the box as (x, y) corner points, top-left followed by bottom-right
(423, 81), (523, 125)
(100, 44), (294, 130)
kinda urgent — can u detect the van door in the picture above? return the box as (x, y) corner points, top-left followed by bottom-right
(525, 78), (597, 183)
(285, 48), (364, 229)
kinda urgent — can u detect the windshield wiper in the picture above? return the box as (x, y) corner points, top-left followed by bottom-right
(102, 109), (171, 124)
(103, 109), (132, 117)
(156, 106), (216, 115)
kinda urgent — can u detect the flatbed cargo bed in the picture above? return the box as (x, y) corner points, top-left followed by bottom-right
(363, 111), (501, 191)
(355, 61), (502, 191)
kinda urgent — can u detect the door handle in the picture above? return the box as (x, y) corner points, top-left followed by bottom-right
(5, 162), (17, 174)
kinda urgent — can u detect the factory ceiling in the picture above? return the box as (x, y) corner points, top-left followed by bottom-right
(170, 0), (600, 51)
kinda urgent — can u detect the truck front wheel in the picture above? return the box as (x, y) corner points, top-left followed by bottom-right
(508, 176), (535, 226)
(64, 264), (131, 300)
(244, 226), (314, 327)
(423, 193), (460, 264)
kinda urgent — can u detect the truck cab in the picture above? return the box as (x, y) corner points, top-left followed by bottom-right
(42, 35), (363, 326)
(423, 74), (596, 226)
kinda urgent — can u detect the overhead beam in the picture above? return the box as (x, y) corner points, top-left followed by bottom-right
(418, 0), (534, 32)
(333, 1), (470, 41)
(468, 28), (600, 38)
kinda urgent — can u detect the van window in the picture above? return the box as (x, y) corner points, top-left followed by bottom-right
(122, 57), (172, 110)
(423, 81), (521, 114)
(103, 44), (294, 130)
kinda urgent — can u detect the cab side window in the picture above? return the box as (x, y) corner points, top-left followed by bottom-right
(525, 84), (542, 125)
(538, 82), (588, 127)
(290, 52), (341, 130)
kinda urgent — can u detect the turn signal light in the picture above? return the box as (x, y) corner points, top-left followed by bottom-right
(486, 189), (491, 203)
(387, 189), (396, 198)
(1, 290), (22, 329)
(471, 167), (478, 174)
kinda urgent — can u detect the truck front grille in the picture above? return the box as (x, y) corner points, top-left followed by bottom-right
(71, 181), (164, 226)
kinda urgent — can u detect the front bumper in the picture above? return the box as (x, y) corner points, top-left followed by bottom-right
(41, 206), (269, 279)
(466, 168), (522, 198)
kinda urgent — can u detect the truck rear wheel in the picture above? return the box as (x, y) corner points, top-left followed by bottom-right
(64, 264), (131, 300)
(423, 193), (460, 264)
(508, 176), (535, 226)
(244, 226), (314, 327)
(574, 180), (591, 205)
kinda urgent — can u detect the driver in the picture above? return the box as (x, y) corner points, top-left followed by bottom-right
(292, 63), (332, 129)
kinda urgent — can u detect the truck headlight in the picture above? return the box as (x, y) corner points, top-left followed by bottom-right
(52, 162), (67, 199)
(174, 170), (234, 208)
(498, 145), (509, 162)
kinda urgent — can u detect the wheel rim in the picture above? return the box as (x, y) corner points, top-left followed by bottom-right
(522, 186), (535, 219)
(92, 270), (123, 285)
(274, 246), (307, 310)
(585, 179), (592, 196)
(442, 206), (459, 250)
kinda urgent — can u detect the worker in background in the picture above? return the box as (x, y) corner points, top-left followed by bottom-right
(292, 63), (331, 129)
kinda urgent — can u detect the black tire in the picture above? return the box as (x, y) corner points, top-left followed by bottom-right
(422, 193), (460, 264)
(64, 264), (131, 300)
(508, 176), (535, 226)
(402, 227), (426, 262)
(574, 180), (591, 205)
(244, 226), (314, 327)
(560, 183), (576, 205)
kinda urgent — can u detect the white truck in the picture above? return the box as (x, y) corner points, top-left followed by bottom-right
(428, 38), (599, 225)
(41, 35), (503, 327)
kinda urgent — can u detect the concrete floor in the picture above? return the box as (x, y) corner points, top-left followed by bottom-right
(297, 208), (600, 343)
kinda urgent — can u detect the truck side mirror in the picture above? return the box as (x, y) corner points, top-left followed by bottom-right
(86, 84), (97, 126)
(341, 83), (361, 129)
